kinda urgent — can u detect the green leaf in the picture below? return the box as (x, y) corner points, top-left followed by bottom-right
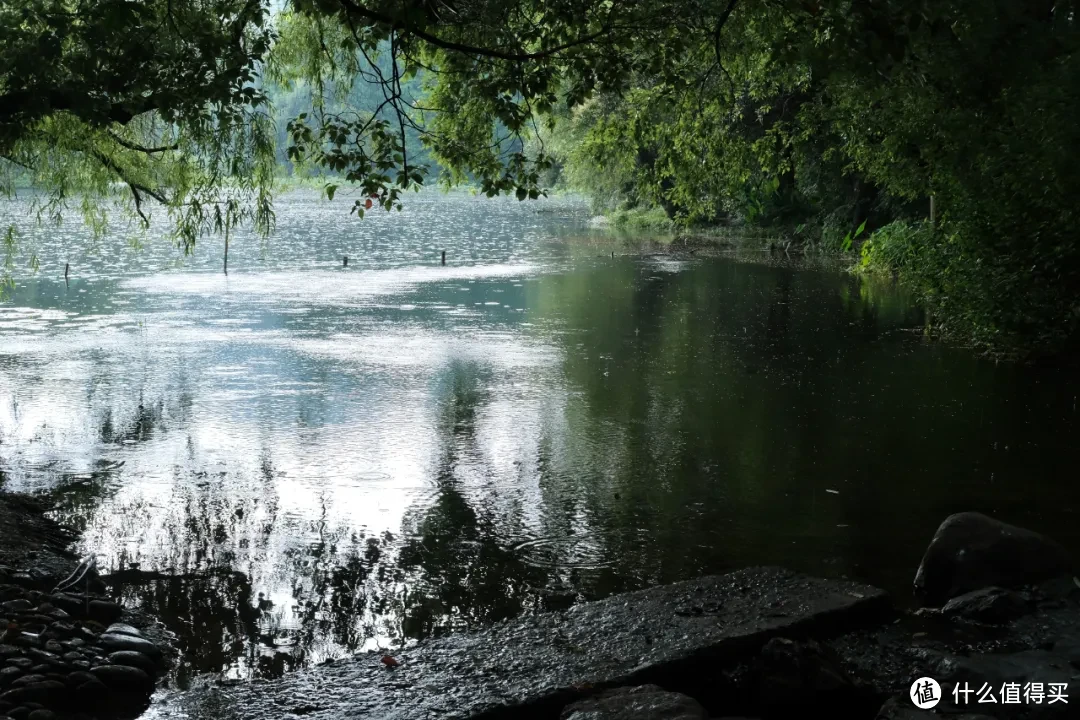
(326, 184), (338, 202)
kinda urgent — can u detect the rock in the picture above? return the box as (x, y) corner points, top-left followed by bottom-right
(0, 681), (66, 707)
(103, 623), (141, 639)
(89, 664), (153, 693)
(0, 649), (17, 659)
(0, 669), (20, 688)
(914, 512), (1073, 606)
(2, 661), (30, 672)
(97, 634), (160, 659)
(86, 601), (121, 625)
(0, 603), (29, 615)
(105, 651), (157, 676)
(71, 676), (108, 710)
(38, 644), (58, 658)
(559, 685), (707, 720)
(26, 710), (55, 720)
(6, 678), (44, 690)
(875, 696), (996, 719)
(60, 653), (81, 663)
(63, 672), (95, 689)
(46, 623), (74, 641)
(44, 597), (82, 619)
(754, 637), (876, 715)
(21, 652), (54, 668)
(158, 567), (891, 720)
(940, 587), (1033, 624)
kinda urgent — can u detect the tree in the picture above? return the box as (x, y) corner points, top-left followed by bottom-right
(1, 0), (276, 254)
(4, 0), (1080, 354)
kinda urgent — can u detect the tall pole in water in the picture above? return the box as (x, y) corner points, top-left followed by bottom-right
(64, 262), (69, 285)
(223, 225), (229, 275)
(441, 250), (446, 266)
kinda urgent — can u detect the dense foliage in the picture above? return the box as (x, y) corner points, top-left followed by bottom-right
(2, 0), (1079, 356)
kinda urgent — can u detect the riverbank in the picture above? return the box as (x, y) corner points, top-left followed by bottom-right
(154, 512), (1078, 720)
(0, 492), (167, 720)
(3, 489), (1077, 720)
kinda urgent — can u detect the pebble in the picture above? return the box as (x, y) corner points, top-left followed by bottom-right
(98, 634), (160, 659)
(103, 624), (142, 639)
(0, 577), (160, 714)
(106, 651), (156, 677)
(8, 677), (45, 689)
(89, 664), (152, 692)
(23, 651), (55, 666)
(0, 679), (67, 705)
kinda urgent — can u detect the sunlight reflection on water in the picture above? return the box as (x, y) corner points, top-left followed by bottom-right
(1, 190), (1079, 688)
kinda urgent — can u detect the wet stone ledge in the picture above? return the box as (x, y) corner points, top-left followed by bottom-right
(0, 575), (164, 720)
(158, 566), (892, 720)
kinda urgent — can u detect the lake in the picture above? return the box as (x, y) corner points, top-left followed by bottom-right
(1, 190), (1078, 685)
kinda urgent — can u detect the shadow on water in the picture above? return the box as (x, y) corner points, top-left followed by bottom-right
(1, 193), (1079, 684)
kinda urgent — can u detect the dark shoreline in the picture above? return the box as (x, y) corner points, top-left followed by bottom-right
(0, 491), (166, 720)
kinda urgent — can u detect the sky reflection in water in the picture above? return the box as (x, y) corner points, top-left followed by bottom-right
(1, 190), (1078, 685)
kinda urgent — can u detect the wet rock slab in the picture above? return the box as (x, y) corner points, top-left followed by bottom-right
(160, 566), (890, 720)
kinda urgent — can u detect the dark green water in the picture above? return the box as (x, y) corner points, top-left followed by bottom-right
(1, 190), (1078, 684)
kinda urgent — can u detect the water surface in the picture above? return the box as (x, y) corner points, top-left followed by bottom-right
(1, 190), (1078, 685)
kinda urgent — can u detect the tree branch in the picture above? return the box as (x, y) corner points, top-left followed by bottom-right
(336, 0), (614, 61)
(714, 0), (740, 64)
(107, 131), (179, 154)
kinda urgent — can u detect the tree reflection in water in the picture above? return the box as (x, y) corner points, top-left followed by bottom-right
(55, 360), (555, 682)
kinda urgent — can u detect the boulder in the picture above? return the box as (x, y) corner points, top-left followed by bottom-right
(914, 512), (1073, 607)
(940, 587), (1033, 624)
(559, 685), (708, 720)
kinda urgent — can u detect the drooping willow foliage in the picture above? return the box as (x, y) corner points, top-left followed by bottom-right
(4, 0), (1080, 356)
(0, 0), (278, 278)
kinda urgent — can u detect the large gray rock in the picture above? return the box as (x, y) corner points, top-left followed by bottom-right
(158, 567), (890, 720)
(914, 512), (1073, 607)
(559, 685), (707, 720)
